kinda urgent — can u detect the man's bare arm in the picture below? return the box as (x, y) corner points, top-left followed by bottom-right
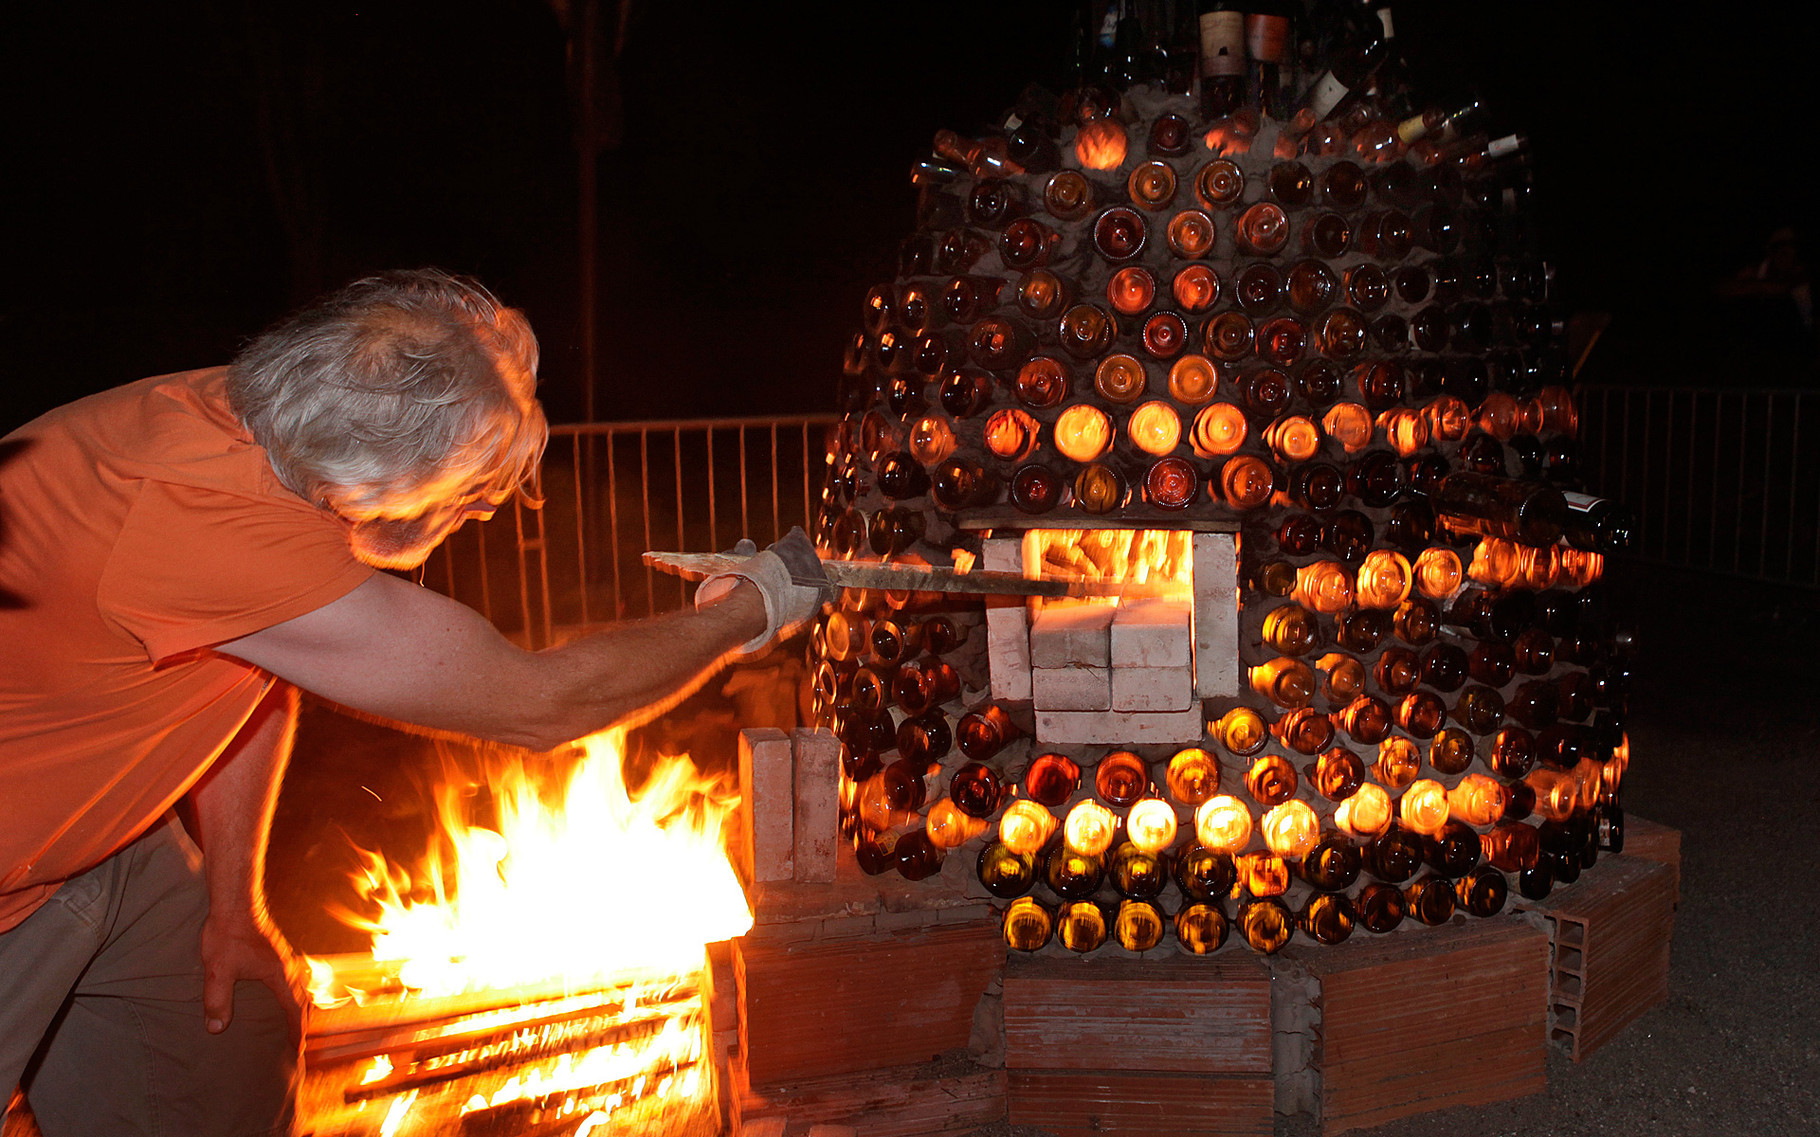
(187, 682), (305, 1037)
(218, 572), (768, 751)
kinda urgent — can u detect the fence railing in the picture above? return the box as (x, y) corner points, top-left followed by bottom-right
(1579, 385), (1820, 588)
(423, 415), (838, 648)
(428, 389), (1816, 645)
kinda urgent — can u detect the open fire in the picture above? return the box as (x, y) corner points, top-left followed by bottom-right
(300, 730), (751, 1137)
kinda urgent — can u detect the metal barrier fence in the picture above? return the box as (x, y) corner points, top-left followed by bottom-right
(1579, 385), (1820, 588)
(424, 415), (838, 648)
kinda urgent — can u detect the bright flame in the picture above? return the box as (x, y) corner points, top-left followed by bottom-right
(1075, 117), (1129, 169)
(379, 1089), (418, 1137)
(312, 728), (752, 1003)
(1021, 528), (1195, 614)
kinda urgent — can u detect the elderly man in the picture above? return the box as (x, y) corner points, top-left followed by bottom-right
(0, 269), (826, 1135)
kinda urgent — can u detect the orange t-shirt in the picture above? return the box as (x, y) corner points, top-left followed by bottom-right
(0, 368), (375, 932)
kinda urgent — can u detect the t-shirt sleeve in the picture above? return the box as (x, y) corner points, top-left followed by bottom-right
(97, 479), (376, 663)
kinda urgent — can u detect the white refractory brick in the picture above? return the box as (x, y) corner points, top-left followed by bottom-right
(1036, 707), (1206, 745)
(983, 535), (1033, 701)
(791, 728), (840, 884)
(1028, 603), (1114, 668)
(981, 535), (1023, 574)
(1110, 597), (1194, 668)
(1111, 664), (1195, 712)
(739, 729), (794, 883)
(1193, 532), (1241, 698)
(987, 606), (1033, 701)
(1032, 664), (1112, 711)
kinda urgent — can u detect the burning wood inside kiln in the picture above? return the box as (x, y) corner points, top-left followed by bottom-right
(984, 527), (1237, 743)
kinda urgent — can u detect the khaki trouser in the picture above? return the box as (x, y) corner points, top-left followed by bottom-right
(1, 816), (296, 1136)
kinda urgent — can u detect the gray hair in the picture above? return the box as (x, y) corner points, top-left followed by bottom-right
(226, 268), (548, 511)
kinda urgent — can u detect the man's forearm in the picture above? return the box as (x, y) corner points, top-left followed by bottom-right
(188, 683), (298, 922)
(526, 582), (767, 745)
(220, 573), (771, 752)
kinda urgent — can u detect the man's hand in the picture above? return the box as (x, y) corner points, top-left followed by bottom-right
(695, 528), (835, 653)
(200, 911), (307, 1042)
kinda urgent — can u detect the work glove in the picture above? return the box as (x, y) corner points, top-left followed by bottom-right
(695, 527), (835, 653)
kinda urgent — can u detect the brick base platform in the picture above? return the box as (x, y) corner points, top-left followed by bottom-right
(724, 815), (1681, 1136)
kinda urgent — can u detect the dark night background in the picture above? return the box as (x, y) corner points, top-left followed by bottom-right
(1, 0), (1812, 439)
(4, 9), (1818, 1125)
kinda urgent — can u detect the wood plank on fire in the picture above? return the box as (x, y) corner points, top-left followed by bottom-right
(732, 1062), (1007, 1137)
(735, 920), (1003, 1089)
(1289, 915), (1550, 1136)
(1000, 953), (1272, 1074)
(344, 1006), (701, 1102)
(1523, 854), (1676, 1063)
(1006, 1069), (1273, 1137)
(304, 954), (700, 1045)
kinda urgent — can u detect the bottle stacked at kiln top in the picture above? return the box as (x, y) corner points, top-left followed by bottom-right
(811, 0), (1637, 955)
